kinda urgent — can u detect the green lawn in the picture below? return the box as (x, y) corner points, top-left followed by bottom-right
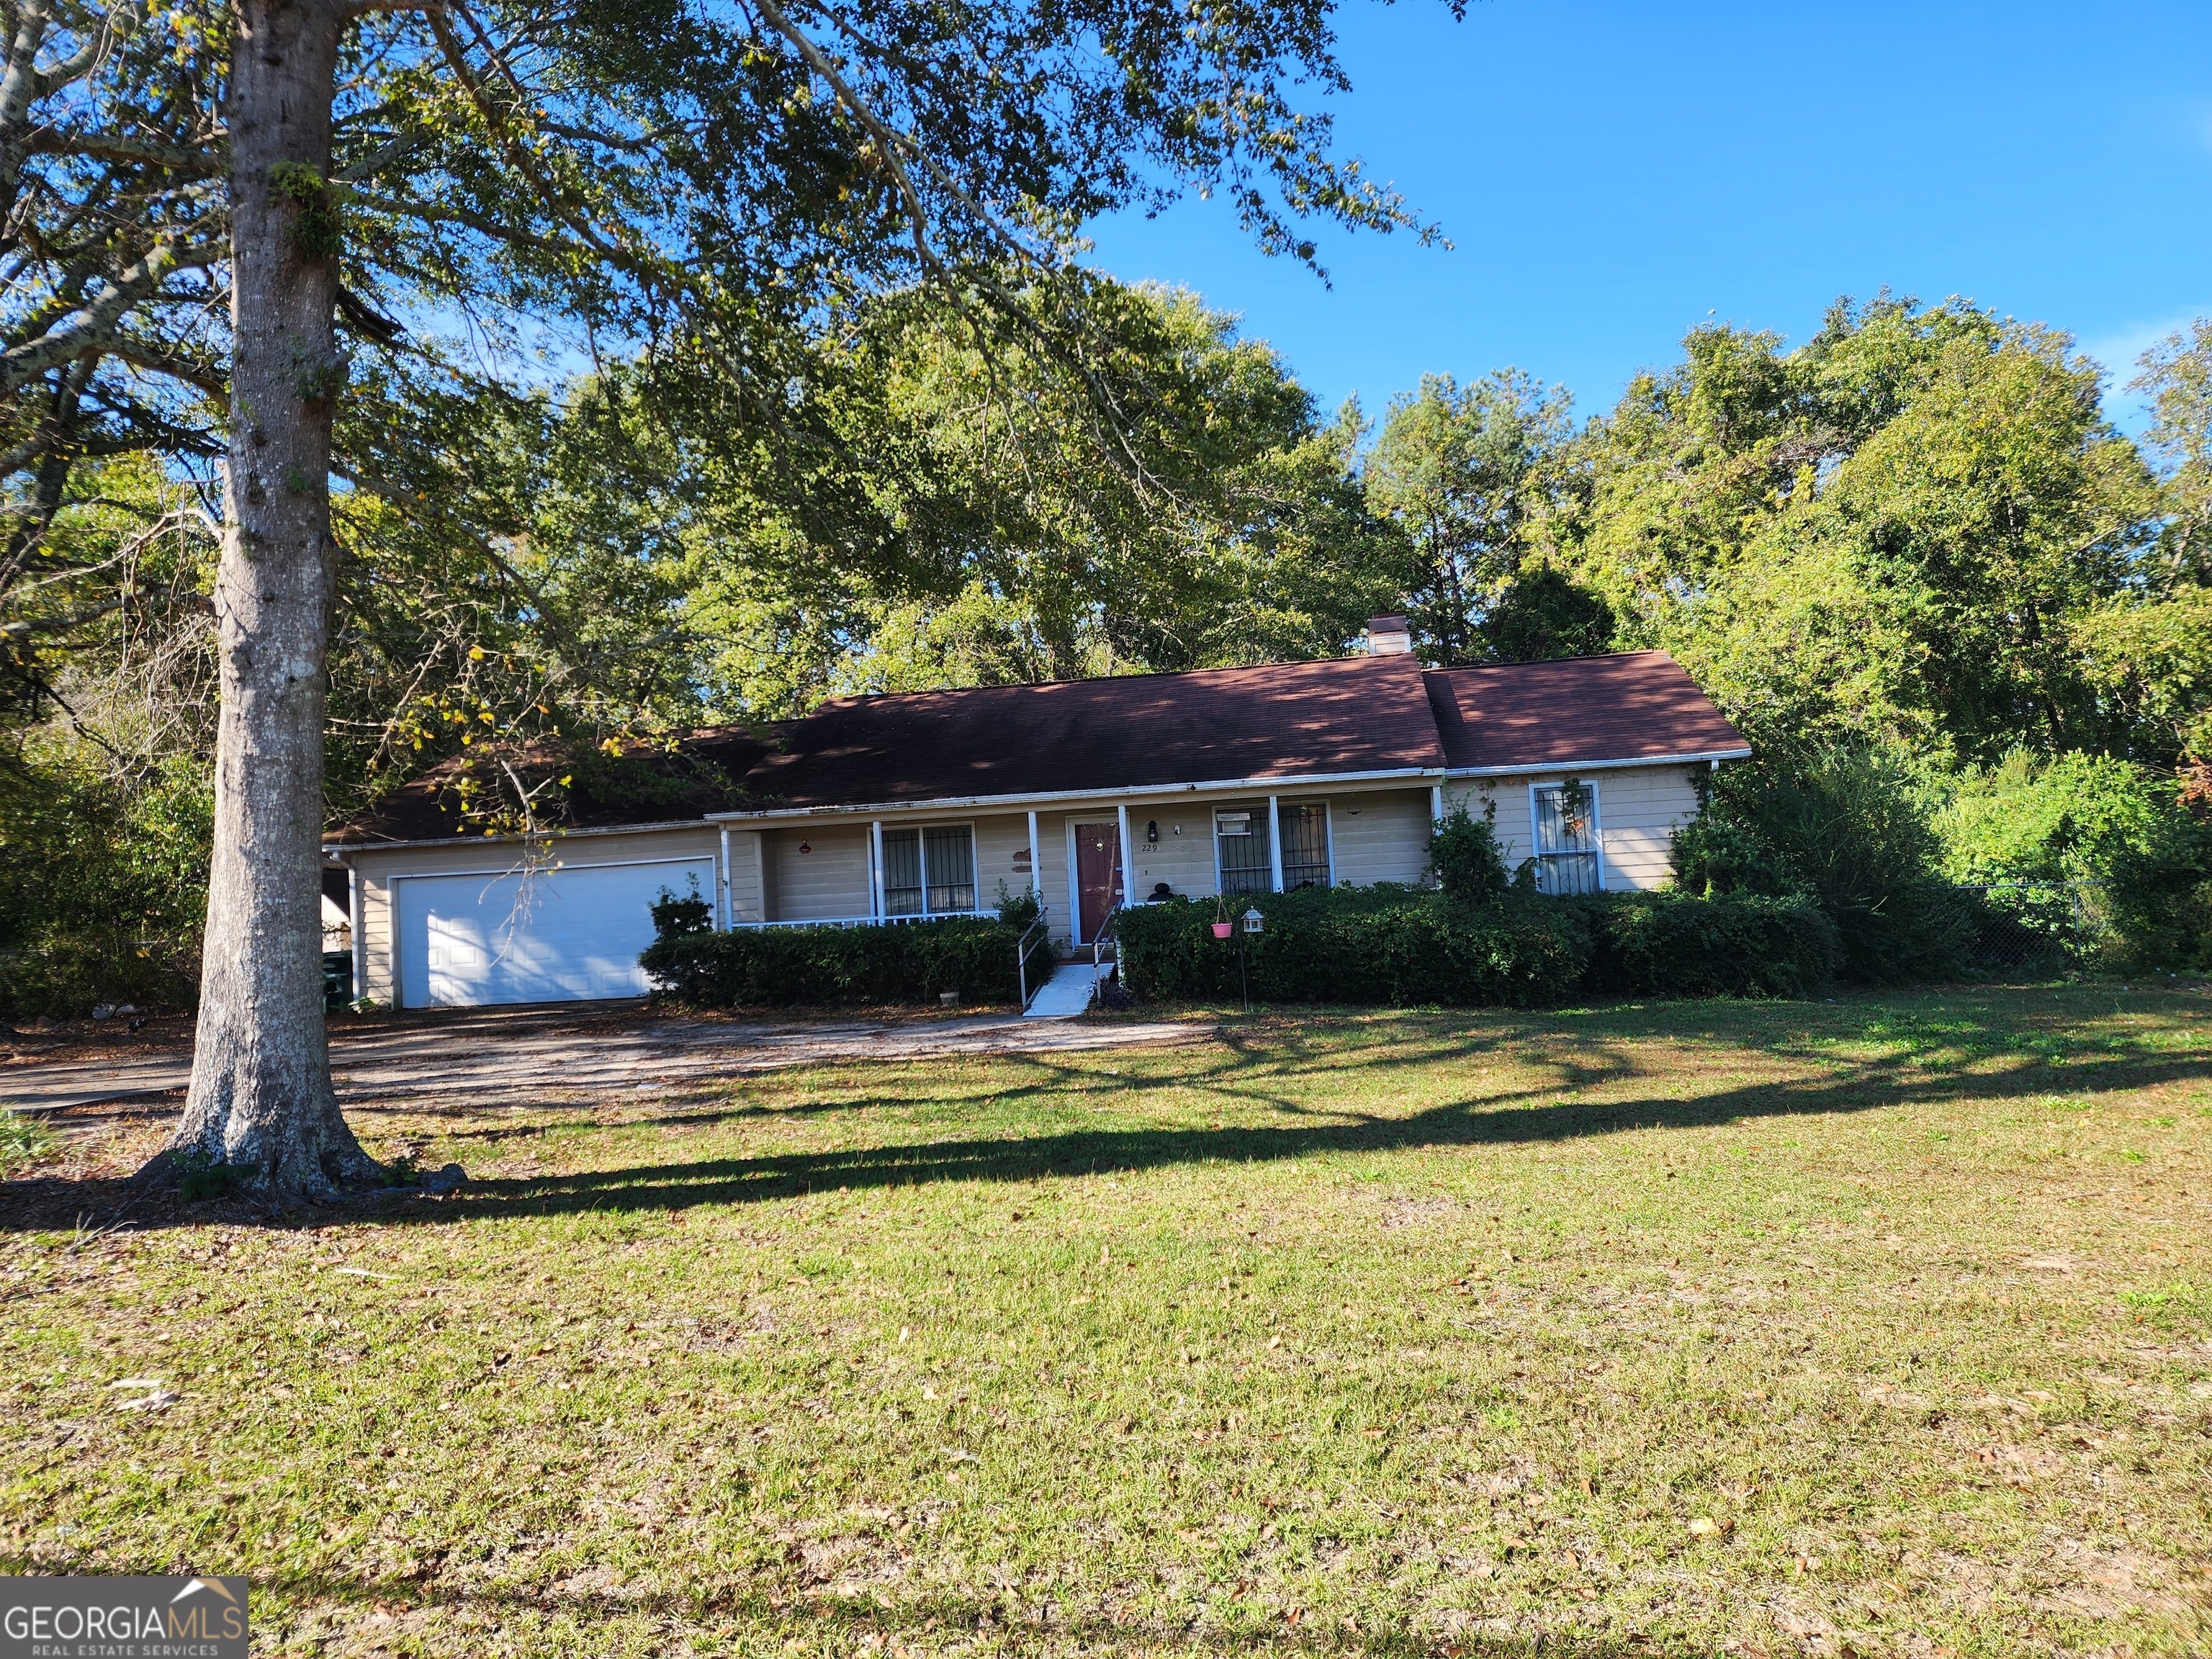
(4, 984), (2210, 1657)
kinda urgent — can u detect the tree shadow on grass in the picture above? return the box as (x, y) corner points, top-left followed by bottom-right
(6, 997), (2203, 1235)
(363, 1039), (2212, 1226)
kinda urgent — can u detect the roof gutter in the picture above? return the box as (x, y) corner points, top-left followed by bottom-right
(703, 765), (1448, 823)
(323, 814), (722, 858)
(1442, 746), (1751, 780)
(324, 750), (1747, 851)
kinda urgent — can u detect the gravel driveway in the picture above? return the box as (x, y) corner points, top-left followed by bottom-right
(2, 1004), (1215, 1114)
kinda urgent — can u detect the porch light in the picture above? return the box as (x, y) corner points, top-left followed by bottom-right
(1242, 907), (1264, 934)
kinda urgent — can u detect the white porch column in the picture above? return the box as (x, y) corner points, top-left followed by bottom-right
(1026, 809), (1041, 900)
(1115, 802), (1133, 912)
(1267, 795), (1285, 893)
(716, 824), (732, 930)
(1066, 819), (1083, 942)
(1431, 783), (1445, 824)
(870, 819), (886, 920)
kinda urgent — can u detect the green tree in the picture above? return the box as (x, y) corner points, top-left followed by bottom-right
(1, 0), (1444, 1198)
(680, 281), (1413, 708)
(2092, 323), (2212, 763)
(1557, 297), (2162, 764)
(1478, 563), (1615, 662)
(1365, 369), (1570, 663)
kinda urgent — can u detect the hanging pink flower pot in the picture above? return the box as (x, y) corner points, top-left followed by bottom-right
(1211, 920), (1234, 940)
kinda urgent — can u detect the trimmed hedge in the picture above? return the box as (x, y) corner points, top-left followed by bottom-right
(641, 916), (1026, 1007)
(645, 885), (1840, 1012)
(1116, 886), (1838, 1007)
(1118, 887), (1588, 1007)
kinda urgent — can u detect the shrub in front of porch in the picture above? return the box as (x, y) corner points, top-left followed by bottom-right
(1115, 889), (1590, 1007)
(1115, 886), (1839, 1006)
(640, 917), (1025, 1007)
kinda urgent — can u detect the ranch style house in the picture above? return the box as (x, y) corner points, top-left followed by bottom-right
(325, 620), (1750, 1010)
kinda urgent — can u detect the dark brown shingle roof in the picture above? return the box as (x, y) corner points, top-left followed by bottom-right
(1421, 651), (1748, 773)
(327, 649), (1745, 843)
(327, 730), (771, 845)
(743, 654), (1444, 810)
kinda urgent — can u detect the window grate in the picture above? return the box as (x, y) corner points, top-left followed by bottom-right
(1280, 802), (1330, 889)
(1532, 784), (1600, 895)
(881, 827), (924, 915)
(880, 824), (976, 917)
(1214, 803), (1332, 893)
(1215, 809), (1270, 895)
(924, 824), (976, 914)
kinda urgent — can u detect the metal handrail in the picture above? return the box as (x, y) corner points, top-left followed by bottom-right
(1016, 904), (1054, 1010)
(1092, 905), (1118, 984)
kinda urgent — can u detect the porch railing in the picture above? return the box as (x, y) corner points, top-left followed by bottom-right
(1016, 904), (1055, 1011)
(1092, 905), (1118, 982)
(729, 911), (971, 930)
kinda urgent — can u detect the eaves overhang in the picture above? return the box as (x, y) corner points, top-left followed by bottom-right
(704, 766), (1447, 823)
(1441, 747), (1751, 780)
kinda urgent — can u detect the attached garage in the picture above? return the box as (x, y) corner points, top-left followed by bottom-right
(391, 855), (714, 1009)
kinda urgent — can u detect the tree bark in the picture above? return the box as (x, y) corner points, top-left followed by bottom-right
(165, 0), (374, 1201)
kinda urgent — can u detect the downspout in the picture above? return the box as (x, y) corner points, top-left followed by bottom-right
(348, 863), (364, 1008)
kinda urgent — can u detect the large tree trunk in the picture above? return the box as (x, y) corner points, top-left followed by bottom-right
(166, 0), (374, 1201)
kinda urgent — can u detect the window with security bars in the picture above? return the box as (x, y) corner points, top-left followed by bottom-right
(924, 824), (976, 913)
(1280, 802), (1331, 889)
(1215, 809), (1271, 895)
(881, 824), (977, 916)
(1532, 784), (1601, 894)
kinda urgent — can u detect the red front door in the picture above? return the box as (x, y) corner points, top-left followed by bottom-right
(1074, 821), (1122, 942)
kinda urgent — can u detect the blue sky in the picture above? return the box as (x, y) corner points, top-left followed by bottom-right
(1087, 0), (2212, 431)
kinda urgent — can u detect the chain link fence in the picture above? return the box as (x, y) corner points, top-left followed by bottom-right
(1954, 881), (2112, 974)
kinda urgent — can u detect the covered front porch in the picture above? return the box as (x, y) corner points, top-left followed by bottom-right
(710, 782), (1438, 947)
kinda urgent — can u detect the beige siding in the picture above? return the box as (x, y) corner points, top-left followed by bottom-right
(1445, 766), (1701, 892)
(356, 868), (395, 1004)
(974, 813), (1035, 912)
(764, 824), (871, 921)
(1327, 788), (1433, 886)
(1029, 810), (1072, 945)
(1592, 766), (1701, 888)
(343, 825), (721, 1004)
(1447, 779), (1531, 873)
(730, 829), (768, 923)
(1123, 799), (1220, 904)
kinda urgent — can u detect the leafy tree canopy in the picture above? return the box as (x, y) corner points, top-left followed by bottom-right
(1551, 296), (2167, 765)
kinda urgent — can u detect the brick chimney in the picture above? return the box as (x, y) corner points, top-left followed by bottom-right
(1364, 613), (1413, 656)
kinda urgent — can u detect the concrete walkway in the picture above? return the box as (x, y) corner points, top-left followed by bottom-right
(3, 1005), (1214, 1113)
(1022, 959), (1110, 1020)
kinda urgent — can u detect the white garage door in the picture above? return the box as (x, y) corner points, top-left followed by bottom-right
(395, 858), (715, 1008)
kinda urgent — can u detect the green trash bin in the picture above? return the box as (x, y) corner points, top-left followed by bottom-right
(323, 950), (354, 1011)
